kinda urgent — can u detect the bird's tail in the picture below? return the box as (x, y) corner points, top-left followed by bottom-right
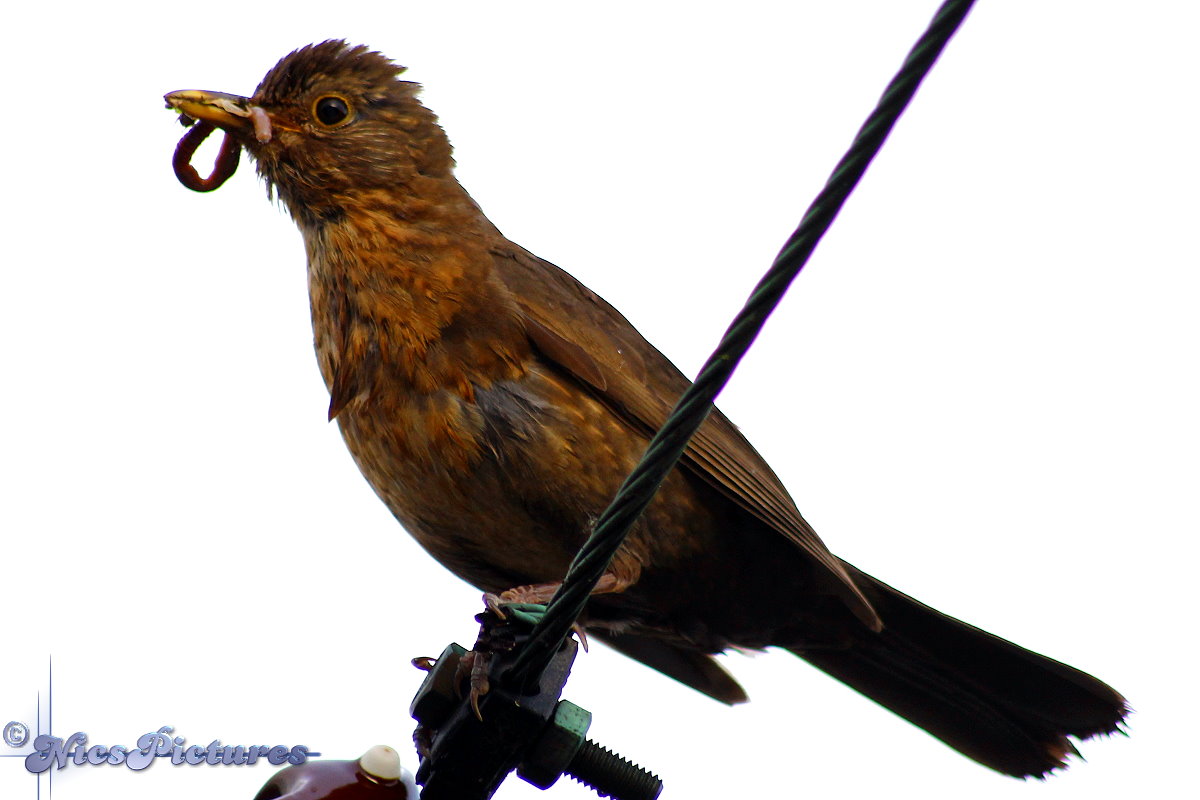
(790, 562), (1128, 778)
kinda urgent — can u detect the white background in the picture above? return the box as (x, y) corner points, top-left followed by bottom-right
(2, 2), (1196, 798)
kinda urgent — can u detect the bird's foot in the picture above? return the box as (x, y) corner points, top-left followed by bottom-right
(483, 573), (624, 617)
(450, 603), (537, 721)
(483, 583), (558, 617)
(482, 573), (628, 647)
(454, 648), (491, 721)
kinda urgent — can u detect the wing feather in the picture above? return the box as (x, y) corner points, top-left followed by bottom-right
(491, 244), (881, 630)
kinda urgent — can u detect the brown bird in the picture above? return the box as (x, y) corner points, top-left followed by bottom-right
(166, 41), (1127, 778)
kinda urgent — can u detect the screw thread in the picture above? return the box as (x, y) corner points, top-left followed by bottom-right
(566, 739), (662, 800)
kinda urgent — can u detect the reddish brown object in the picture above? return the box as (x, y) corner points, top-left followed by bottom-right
(165, 41), (1128, 779)
(253, 749), (412, 800)
(172, 119), (240, 191)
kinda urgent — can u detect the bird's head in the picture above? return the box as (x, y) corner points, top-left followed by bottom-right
(165, 40), (453, 222)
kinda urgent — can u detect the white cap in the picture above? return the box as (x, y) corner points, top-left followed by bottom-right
(359, 745), (403, 781)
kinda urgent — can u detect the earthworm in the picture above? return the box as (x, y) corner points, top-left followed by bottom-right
(172, 120), (240, 192)
(249, 106), (273, 144)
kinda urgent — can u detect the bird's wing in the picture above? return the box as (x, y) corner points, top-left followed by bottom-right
(490, 244), (881, 630)
(591, 629), (749, 705)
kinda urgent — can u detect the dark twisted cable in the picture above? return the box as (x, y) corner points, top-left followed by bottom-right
(503, 0), (977, 691)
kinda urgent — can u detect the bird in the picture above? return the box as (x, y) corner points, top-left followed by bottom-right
(165, 40), (1127, 778)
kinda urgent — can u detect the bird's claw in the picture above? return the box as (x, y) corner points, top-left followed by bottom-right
(483, 583), (556, 616)
(411, 655), (437, 671)
(454, 649), (491, 721)
(482, 591), (509, 619)
(573, 623), (590, 652)
(484, 586), (591, 649)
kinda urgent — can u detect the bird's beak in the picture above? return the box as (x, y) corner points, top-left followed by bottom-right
(164, 90), (272, 143)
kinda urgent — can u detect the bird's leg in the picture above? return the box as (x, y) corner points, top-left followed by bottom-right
(483, 572), (626, 614)
(454, 648), (492, 721)
(484, 572), (630, 653)
(460, 572), (629, 711)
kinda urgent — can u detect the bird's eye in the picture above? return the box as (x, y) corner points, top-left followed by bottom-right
(313, 96), (352, 127)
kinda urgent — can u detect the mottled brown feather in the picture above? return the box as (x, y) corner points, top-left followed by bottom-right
(490, 242), (881, 630)
(173, 40), (1128, 777)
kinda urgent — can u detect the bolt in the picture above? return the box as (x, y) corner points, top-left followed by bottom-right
(566, 739), (662, 800)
